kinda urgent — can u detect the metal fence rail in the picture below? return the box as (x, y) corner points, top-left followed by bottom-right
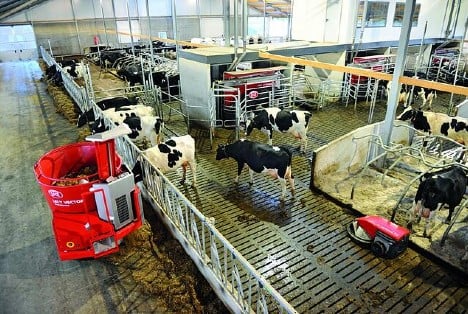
(40, 46), (298, 314)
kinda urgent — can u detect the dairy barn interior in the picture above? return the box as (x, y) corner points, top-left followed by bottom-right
(1, 0), (468, 312)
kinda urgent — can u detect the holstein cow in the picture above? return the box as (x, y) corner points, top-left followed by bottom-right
(92, 112), (163, 147)
(385, 70), (436, 109)
(76, 96), (140, 127)
(215, 139), (295, 201)
(245, 107), (312, 153)
(63, 61), (85, 79)
(132, 135), (197, 187)
(413, 86), (437, 110)
(409, 165), (467, 237)
(384, 81), (410, 108)
(397, 108), (468, 145)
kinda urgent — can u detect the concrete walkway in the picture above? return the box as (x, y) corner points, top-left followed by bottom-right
(0, 61), (157, 313)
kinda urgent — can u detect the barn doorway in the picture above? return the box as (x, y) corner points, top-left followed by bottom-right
(0, 25), (38, 62)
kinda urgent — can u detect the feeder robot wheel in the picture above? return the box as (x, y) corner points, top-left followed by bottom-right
(347, 215), (410, 259)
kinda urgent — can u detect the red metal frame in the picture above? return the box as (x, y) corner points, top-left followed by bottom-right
(222, 66), (285, 108)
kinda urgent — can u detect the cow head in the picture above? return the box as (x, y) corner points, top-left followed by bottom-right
(215, 144), (229, 160)
(243, 111), (255, 134)
(122, 115), (142, 139)
(245, 110), (268, 136)
(397, 107), (417, 121)
(77, 109), (95, 127)
(91, 117), (108, 134)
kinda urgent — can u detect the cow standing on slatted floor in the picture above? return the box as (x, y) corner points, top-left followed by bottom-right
(132, 135), (197, 187)
(216, 139), (295, 201)
(244, 107), (312, 153)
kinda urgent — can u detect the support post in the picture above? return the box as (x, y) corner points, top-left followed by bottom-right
(379, 0), (416, 167)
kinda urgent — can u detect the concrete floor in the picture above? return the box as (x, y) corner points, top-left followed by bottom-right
(0, 61), (159, 313)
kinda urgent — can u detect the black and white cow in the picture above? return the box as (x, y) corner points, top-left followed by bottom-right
(96, 96), (139, 110)
(384, 81), (410, 107)
(409, 165), (467, 237)
(92, 111), (163, 147)
(245, 107), (312, 153)
(412, 86), (437, 110)
(121, 114), (164, 146)
(397, 108), (468, 146)
(77, 100), (149, 127)
(132, 135), (196, 186)
(63, 61), (85, 79)
(215, 139), (295, 201)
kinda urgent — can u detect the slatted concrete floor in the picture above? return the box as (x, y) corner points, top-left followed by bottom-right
(160, 99), (467, 313)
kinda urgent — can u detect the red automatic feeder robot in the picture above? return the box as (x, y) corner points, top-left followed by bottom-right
(347, 215), (410, 258)
(34, 125), (144, 261)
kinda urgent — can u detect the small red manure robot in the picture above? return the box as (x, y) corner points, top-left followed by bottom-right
(347, 215), (410, 258)
(34, 125), (144, 261)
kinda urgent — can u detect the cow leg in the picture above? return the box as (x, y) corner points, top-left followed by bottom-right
(300, 138), (307, 153)
(407, 200), (421, 230)
(180, 164), (187, 185)
(424, 203), (443, 238)
(248, 168), (254, 185)
(423, 209), (437, 238)
(279, 177), (287, 201)
(235, 162), (245, 183)
(188, 161), (197, 188)
(445, 206), (454, 224)
(286, 167), (295, 196)
(268, 132), (273, 146)
(427, 93), (434, 111)
(402, 93), (409, 108)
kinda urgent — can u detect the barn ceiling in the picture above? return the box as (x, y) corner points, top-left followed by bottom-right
(0, 0), (48, 21)
(248, 0), (291, 16)
(0, 0), (291, 22)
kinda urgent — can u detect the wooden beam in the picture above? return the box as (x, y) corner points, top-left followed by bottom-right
(259, 51), (393, 80)
(259, 51), (468, 96)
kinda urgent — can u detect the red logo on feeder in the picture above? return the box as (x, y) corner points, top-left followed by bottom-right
(48, 189), (63, 199)
(248, 90), (258, 99)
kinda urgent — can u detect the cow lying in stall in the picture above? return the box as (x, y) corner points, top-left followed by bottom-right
(132, 135), (197, 187)
(215, 139), (295, 201)
(409, 165), (467, 238)
(91, 106), (163, 147)
(76, 96), (140, 127)
(245, 107), (312, 153)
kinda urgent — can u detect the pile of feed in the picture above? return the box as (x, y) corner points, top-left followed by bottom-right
(105, 208), (227, 313)
(54, 165), (98, 186)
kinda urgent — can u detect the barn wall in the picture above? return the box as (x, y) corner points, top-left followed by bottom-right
(291, 0), (468, 44)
